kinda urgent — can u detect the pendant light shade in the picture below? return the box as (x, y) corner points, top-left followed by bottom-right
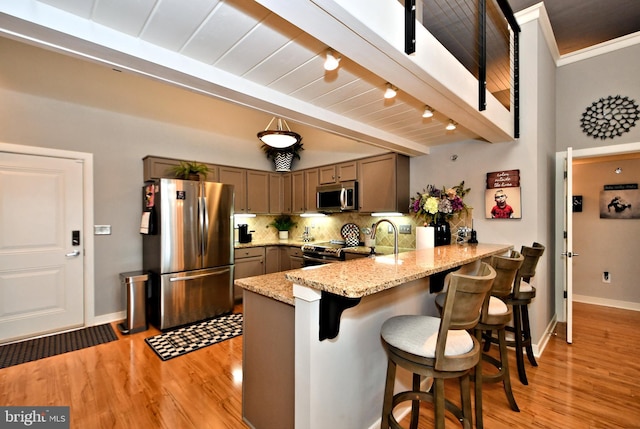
(257, 117), (302, 148)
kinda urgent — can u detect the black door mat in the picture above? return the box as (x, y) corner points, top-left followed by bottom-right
(0, 324), (118, 369)
(145, 313), (242, 361)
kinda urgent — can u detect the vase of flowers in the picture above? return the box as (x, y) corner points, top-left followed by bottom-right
(409, 182), (470, 246)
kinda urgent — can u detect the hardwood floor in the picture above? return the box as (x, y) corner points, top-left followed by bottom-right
(1, 302), (639, 428)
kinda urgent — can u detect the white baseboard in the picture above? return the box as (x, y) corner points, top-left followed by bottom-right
(88, 311), (125, 327)
(533, 313), (557, 357)
(573, 295), (640, 312)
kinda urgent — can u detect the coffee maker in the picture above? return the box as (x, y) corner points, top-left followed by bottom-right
(238, 224), (252, 243)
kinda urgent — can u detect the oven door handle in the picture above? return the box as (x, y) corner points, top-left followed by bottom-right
(302, 255), (341, 264)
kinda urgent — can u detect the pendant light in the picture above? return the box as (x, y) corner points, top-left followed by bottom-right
(257, 117), (302, 148)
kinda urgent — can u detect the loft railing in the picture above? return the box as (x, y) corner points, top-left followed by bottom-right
(404, 0), (521, 137)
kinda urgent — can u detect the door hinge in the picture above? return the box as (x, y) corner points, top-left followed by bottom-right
(563, 231), (567, 239)
(564, 171), (567, 179)
(564, 291), (567, 299)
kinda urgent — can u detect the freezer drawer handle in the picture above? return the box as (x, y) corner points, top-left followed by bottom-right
(169, 269), (230, 282)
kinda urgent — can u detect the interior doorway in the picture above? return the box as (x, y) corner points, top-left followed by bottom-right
(555, 141), (640, 343)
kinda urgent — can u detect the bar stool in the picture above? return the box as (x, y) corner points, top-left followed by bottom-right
(503, 242), (545, 385)
(473, 250), (524, 428)
(380, 262), (496, 429)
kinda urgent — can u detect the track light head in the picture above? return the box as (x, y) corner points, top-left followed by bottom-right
(384, 83), (397, 99)
(324, 50), (341, 71)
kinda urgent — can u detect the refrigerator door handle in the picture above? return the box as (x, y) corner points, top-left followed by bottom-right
(169, 269), (230, 282)
(202, 196), (209, 256)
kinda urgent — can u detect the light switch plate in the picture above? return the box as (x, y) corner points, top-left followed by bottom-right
(398, 225), (411, 234)
(94, 225), (112, 235)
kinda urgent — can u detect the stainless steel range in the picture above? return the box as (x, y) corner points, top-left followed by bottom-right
(301, 240), (347, 266)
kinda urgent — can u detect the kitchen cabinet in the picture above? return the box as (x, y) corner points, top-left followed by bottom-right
(318, 161), (357, 184)
(357, 153), (410, 213)
(220, 166), (247, 213)
(220, 167), (269, 214)
(142, 156), (219, 182)
(246, 170), (269, 213)
(265, 246), (281, 274)
(269, 174), (288, 214)
(304, 168), (319, 212)
(234, 247), (265, 301)
(291, 171), (305, 214)
(282, 173), (292, 213)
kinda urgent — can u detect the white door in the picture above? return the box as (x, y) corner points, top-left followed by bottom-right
(0, 152), (84, 343)
(564, 147), (574, 343)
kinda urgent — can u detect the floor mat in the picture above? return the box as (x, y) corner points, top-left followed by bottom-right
(0, 324), (118, 369)
(145, 313), (242, 361)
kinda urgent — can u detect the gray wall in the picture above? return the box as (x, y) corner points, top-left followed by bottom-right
(556, 43), (640, 151)
(556, 41), (640, 308)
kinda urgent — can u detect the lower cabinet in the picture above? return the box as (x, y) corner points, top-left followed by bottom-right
(265, 246), (281, 274)
(234, 247), (265, 302)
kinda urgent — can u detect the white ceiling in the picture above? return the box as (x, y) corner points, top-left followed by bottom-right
(0, 0), (520, 156)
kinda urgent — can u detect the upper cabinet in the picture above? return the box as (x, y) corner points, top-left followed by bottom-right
(291, 171), (305, 214)
(269, 173), (290, 214)
(221, 167), (269, 214)
(219, 166), (247, 213)
(143, 156), (219, 182)
(318, 161), (357, 184)
(246, 170), (269, 214)
(357, 153), (409, 213)
(304, 168), (319, 212)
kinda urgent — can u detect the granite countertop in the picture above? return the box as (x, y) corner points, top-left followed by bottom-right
(235, 243), (512, 305)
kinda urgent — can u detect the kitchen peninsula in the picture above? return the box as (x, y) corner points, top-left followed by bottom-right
(237, 243), (512, 429)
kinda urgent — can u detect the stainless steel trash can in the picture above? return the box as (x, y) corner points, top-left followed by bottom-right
(117, 271), (148, 334)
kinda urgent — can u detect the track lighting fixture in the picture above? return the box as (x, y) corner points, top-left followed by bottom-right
(324, 50), (341, 71)
(384, 83), (398, 99)
(446, 120), (457, 131)
(422, 106), (434, 118)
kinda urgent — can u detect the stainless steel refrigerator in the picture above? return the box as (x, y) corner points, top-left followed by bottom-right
(142, 178), (234, 330)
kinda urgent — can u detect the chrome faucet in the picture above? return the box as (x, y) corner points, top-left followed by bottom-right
(371, 219), (399, 255)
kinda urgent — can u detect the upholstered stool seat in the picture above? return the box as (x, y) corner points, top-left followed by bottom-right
(380, 263), (496, 429)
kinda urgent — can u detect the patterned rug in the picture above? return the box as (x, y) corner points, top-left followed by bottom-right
(145, 313), (243, 361)
(0, 324), (118, 369)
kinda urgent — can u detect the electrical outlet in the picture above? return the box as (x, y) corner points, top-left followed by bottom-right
(602, 271), (611, 283)
(398, 224), (411, 234)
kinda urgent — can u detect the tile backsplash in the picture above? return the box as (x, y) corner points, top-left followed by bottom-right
(236, 210), (473, 249)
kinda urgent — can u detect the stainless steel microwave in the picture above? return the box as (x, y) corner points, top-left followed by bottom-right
(316, 181), (358, 212)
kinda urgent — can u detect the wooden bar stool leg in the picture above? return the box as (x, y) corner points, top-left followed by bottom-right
(521, 304), (538, 367)
(498, 328), (519, 411)
(513, 304), (528, 385)
(410, 374), (420, 429)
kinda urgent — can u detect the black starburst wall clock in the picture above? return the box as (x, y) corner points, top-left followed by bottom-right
(580, 95), (639, 140)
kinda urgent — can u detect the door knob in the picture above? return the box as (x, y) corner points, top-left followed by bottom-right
(65, 250), (81, 257)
